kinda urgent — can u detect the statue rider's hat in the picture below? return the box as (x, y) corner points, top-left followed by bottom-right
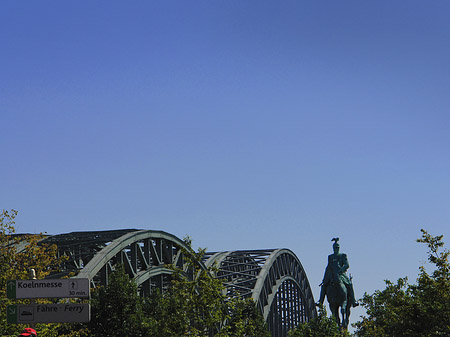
(332, 237), (340, 249)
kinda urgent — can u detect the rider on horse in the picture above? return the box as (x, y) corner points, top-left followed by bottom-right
(316, 238), (358, 307)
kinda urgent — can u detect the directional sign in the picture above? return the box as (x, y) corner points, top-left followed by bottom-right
(7, 304), (90, 324)
(7, 279), (90, 299)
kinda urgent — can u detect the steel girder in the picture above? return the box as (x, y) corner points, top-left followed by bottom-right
(39, 229), (201, 294)
(203, 249), (316, 337)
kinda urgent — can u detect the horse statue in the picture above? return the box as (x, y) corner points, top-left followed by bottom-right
(317, 238), (358, 329)
(324, 274), (352, 328)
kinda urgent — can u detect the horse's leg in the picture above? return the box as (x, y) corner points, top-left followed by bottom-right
(330, 303), (340, 326)
(346, 302), (351, 328)
(344, 288), (352, 329)
(340, 283), (349, 329)
(341, 300), (348, 329)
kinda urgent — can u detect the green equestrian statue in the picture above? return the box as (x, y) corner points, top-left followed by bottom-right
(317, 238), (358, 328)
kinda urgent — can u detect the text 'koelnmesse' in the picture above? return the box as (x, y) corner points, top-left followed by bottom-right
(17, 281), (63, 288)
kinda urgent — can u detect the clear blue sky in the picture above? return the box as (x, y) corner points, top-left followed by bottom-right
(2, 0), (449, 325)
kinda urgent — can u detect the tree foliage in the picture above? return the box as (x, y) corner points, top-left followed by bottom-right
(0, 209), (67, 337)
(288, 305), (349, 337)
(354, 229), (450, 337)
(220, 297), (270, 336)
(145, 265), (227, 335)
(144, 240), (269, 336)
(87, 265), (147, 336)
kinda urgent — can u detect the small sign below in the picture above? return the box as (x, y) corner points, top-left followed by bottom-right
(7, 279), (90, 299)
(7, 304), (90, 324)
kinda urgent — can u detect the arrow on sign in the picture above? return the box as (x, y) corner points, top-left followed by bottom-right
(6, 280), (16, 299)
(6, 305), (17, 324)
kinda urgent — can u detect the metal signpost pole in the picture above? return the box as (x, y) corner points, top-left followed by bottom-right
(29, 269), (36, 330)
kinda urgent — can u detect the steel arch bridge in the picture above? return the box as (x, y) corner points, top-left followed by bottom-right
(203, 249), (316, 336)
(26, 229), (316, 336)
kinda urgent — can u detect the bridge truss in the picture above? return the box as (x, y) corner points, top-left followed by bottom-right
(204, 249), (316, 336)
(29, 229), (316, 336)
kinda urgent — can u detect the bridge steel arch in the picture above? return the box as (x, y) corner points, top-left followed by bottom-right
(25, 229), (316, 336)
(39, 229), (202, 294)
(204, 249), (317, 337)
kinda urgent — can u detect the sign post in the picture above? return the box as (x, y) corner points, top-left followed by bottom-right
(7, 270), (91, 326)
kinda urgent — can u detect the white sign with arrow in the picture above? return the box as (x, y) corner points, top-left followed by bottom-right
(7, 279), (90, 299)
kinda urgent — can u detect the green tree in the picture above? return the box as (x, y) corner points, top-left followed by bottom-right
(88, 265), (147, 337)
(288, 305), (349, 337)
(144, 268), (227, 336)
(145, 241), (269, 336)
(0, 209), (67, 337)
(221, 297), (270, 337)
(354, 229), (450, 337)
